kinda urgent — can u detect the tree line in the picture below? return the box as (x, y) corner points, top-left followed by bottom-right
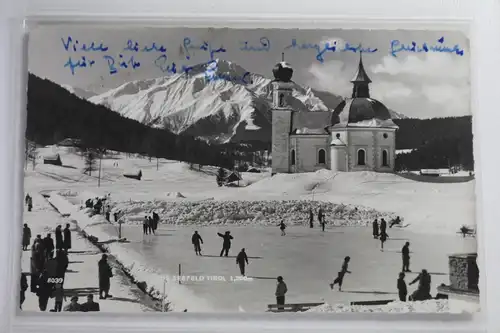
(393, 116), (474, 171)
(26, 74), (234, 169)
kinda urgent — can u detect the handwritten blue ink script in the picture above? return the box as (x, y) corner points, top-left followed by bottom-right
(59, 34), (465, 77)
(389, 37), (464, 57)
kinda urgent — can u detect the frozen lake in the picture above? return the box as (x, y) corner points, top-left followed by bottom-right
(99, 224), (476, 312)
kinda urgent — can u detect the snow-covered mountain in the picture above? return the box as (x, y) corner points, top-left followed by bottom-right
(87, 59), (406, 144)
(61, 85), (98, 100)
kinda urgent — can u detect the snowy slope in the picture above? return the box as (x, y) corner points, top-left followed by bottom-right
(87, 59), (406, 143)
(61, 84), (98, 99)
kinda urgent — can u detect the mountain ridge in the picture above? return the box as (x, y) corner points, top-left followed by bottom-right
(73, 59), (406, 144)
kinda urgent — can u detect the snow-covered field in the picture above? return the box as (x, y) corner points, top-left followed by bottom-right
(22, 146), (478, 313)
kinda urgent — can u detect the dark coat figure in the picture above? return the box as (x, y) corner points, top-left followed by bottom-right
(192, 231), (203, 255)
(64, 296), (82, 312)
(278, 221), (286, 236)
(20, 273), (28, 309)
(372, 219), (379, 239)
(218, 231), (233, 257)
(98, 254), (113, 299)
(85, 198), (93, 208)
(148, 216), (155, 234)
(25, 194), (31, 205)
(275, 276), (287, 310)
(380, 218), (387, 235)
(55, 225), (63, 250)
(113, 212), (119, 222)
(409, 269), (432, 301)
(63, 224), (72, 251)
(236, 248), (249, 276)
(94, 198), (103, 214)
(402, 242), (411, 272)
(317, 208), (324, 223)
(143, 216), (149, 235)
(330, 256), (351, 291)
(81, 295), (100, 312)
(36, 270), (54, 311)
(55, 249), (69, 278)
(152, 212), (160, 230)
(43, 234), (55, 258)
(379, 231), (388, 251)
(321, 220), (326, 232)
(390, 216), (402, 228)
(397, 272), (407, 302)
(22, 224), (31, 250)
(309, 209), (314, 228)
(46, 257), (58, 278)
(26, 194), (33, 212)
(31, 238), (44, 292)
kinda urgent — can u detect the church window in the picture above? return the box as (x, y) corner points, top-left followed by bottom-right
(357, 149), (366, 166)
(382, 150), (389, 167)
(318, 149), (326, 164)
(383, 133), (388, 139)
(291, 149), (296, 165)
(336, 133), (341, 139)
(279, 93), (285, 107)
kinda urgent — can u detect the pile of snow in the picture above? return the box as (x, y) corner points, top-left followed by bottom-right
(166, 192), (186, 198)
(306, 300), (450, 313)
(47, 192), (215, 312)
(108, 199), (396, 227)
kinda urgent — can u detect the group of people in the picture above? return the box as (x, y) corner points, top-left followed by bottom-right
(309, 208), (327, 231)
(143, 212), (160, 235)
(22, 223), (72, 311)
(372, 217), (403, 251)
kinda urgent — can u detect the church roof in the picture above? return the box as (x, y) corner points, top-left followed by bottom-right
(290, 111), (332, 135)
(331, 98), (398, 129)
(351, 53), (372, 84)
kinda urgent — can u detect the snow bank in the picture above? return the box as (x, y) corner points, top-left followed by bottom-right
(48, 192), (216, 312)
(109, 199), (396, 227)
(306, 300), (451, 313)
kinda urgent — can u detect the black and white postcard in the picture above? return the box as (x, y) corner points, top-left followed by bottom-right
(20, 27), (477, 314)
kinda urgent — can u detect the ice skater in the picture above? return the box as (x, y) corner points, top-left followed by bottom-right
(309, 208), (314, 228)
(236, 248), (249, 276)
(321, 219), (326, 232)
(148, 216), (155, 235)
(192, 231), (203, 255)
(278, 220), (286, 236)
(397, 272), (407, 302)
(22, 223), (31, 251)
(402, 242), (411, 272)
(380, 218), (388, 237)
(317, 207), (324, 225)
(143, 216), (149, 235)
(275, 276), (288, 311)
(372, 219), (379, 239)
(379, 230), (388, 251)
(390, 216), (401, 228)
(330, 256), (351, 291)
(217, 231), (233, 257)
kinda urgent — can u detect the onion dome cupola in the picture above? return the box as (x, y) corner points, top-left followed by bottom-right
(272, 52), (294, 82)
(330, 53), (398, 129)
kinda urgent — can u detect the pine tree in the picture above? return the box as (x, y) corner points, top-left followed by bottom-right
(216, 167), (226, 187)
(84, 149), (97, 176)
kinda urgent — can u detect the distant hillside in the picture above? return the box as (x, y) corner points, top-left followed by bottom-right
(26, 73), (233, 168)
(394, 116), (473, 171)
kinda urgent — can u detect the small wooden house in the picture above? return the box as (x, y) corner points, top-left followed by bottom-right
(247, 167), (261, 173)
(224, 171), (242, 183)
(43, 153), (62, 166)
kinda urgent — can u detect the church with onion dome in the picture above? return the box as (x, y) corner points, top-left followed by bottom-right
(271, 53), (398, 174)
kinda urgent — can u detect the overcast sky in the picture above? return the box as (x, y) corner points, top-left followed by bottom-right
(29, 27), (470, 119)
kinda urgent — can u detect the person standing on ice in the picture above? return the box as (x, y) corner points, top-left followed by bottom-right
(192, 231), (204, 255)
(330, 256), (351, 291)
(317, 208), (324, 224)
(105, 205), (111, 222)
(148, 216), (155, 235)
(397, 272), (407, 301)
(275, 276), (288, 311)
(372, 219), (379, 239)
(55, 225), (63, 251)
(20, 273), (28, 310)
(218, 231), (233, 257)
(379, 230), (388, 251)
(63, 223), (71, 253)
(236, 248), (249, 276)
(401, 242), (411, 272)
(27, 195), (33, 212)
(22, 223), (31, 251)
(43, 233), (55, 259)
(143, 216), (149, 235)
(321, 218), (326, 232)
(309, 209), (314, 228)
(380, 218), (388, 236)
(278, 220), (286, 236)
(98, 254), (113, 299)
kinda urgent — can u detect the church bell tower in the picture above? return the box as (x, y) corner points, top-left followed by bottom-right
(271, 53), (295, 174)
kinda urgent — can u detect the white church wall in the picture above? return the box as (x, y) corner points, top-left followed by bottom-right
(348, 130), (375, 171)
(290, 135), (330, 173)
(330, 146), (347, 172)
